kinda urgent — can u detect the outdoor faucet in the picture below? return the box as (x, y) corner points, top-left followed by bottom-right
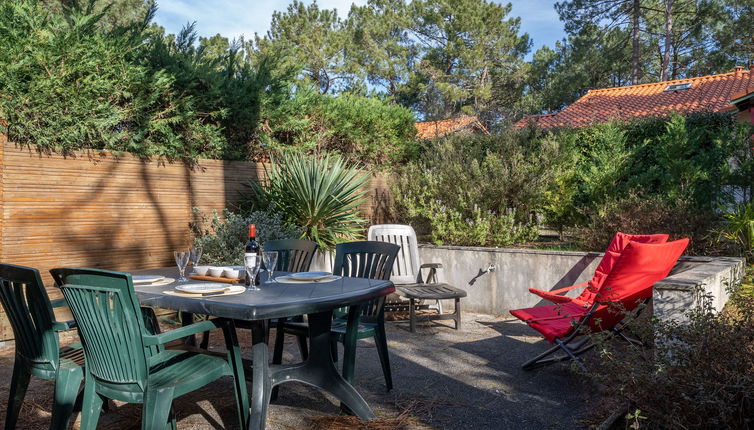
(468, 263), (496, 286)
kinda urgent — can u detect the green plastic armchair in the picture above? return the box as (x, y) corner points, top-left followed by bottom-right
(275, 241), (399, 391)
(50, 267), (249, 430)
(0, 263), (83, 430)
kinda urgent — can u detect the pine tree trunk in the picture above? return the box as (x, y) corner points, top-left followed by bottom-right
(631, 0), (641, 84)
(661, 0), (673, 81)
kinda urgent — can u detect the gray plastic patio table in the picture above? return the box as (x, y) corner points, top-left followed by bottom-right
(131, 268), (394, 430)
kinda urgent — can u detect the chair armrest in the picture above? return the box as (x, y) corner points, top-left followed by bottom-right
(548, 281), (589, 295)
(53, 320), (77, 331)
(142, 319), (224, 346)
(50, 298), (68, 308)
(419, 263), (443, 283)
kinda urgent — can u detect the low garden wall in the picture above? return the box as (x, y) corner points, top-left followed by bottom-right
(415, 245), (745, 321)
(310, 245), (747, 321)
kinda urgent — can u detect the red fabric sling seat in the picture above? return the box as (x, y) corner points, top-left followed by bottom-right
(511, 238), (689, 343)
(528, 232), (669, 307)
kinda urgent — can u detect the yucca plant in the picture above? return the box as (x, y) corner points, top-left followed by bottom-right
(718, 202), (754, 262)
(244, 152), (370, 249)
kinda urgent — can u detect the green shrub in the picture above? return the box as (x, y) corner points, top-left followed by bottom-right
(256, 87), (417, 167)
(717, 202), (754, 262)
(189, 207), (303, 266)
(391, 130), (569, 247)
(0, 1), (226, 160)
(577, 194), (720, 254)
(241, 152), (369, 249)
(589, 282), (754, 429)
(548, 113), (753, 255)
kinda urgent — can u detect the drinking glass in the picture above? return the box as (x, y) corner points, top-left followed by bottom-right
(190, 246), (203, 267)
(174, 250), (190, 283)
(262, 251), (278, 283)
(244, 254), (262, 291)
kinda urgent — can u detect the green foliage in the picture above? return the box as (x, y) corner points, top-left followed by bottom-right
(578, 194), (720, 254)
(242, 153), (369, 249)
(0, 0), (225, 159)
(401, 0), (531, 121)
(257, 87), (417, 166)
(589, 284), (754, 429)
(625, 113), (739, 209)
(0, 1), (415, 166)
(552, 113), (753, 254)
(393, 112), (753, 252)
(257, 0), (533, 122)
(391, 130), (570, 246)
(717, 202), (754, 262)
(522, 24), (635, 113)
(257, 0), (355, 94)
(189, 207), (303, 266)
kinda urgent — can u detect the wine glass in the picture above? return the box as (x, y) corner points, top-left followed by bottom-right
(190, 246), (203, 267)
(262, 251), (278, 283)
(244, 254), (262, 291)
(174, 250), (190, 283)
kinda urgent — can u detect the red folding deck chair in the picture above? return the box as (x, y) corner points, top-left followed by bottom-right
(528, 232), (669, 307)
(511, 238), (689, 370)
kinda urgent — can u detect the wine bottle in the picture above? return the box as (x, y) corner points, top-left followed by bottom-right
(245, 224), (260, 286)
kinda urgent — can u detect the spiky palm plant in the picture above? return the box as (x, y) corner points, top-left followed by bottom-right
(245, 152), (370, 249)
(719, 202), (754, 262)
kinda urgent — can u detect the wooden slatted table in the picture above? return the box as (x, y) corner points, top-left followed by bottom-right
(397, 284), (467, 332)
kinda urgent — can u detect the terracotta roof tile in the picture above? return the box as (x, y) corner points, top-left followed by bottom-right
(515, 67), (754, 128)
(415, 115), (490, 139)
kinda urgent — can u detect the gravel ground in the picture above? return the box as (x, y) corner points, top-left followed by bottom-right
(0, 311), (595, 429)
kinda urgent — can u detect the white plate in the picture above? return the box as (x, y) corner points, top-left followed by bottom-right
(132, 275), (165, 285)
(174, 283), (229, 294)
(288, 272), (333, 281)
(276, 275), (341, 284)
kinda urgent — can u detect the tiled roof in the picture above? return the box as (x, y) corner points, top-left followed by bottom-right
(515, 66), (754, 129)
(415, 115), (490, 139)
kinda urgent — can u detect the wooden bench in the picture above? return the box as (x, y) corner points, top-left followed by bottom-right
(398, 284), (467, 332)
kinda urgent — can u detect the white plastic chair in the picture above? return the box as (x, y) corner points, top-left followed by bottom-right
(367, 224), (444, 312)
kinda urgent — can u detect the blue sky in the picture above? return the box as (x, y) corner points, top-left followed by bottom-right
(152, 0), (564, 58)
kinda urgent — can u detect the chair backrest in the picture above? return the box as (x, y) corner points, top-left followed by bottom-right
(333, 241), (400, 320)
(367, 224), (421, 284)
(333, 241), (400, 281)
(51, 268), (151, 390)
(578, 232), (669, 304)
(0, 264), (60, 372)
(590, 238), (689, 330)
(263, 239), (318, 273)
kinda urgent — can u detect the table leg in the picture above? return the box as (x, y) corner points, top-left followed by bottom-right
(250, 341), (271, 430)
(409, 298), (416, 333)
(248, 310), (375, 430)
(341, 304), (361, 384)
(181, 312), (197, 346)
(455, 298), (461, 330)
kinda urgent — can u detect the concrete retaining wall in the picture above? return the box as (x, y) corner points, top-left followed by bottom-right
(416, 245), (745, 321)
(313, 244), (746, 321)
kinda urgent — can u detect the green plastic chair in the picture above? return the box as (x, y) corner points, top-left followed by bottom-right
(275, 241), (399, 391)
(50, 267), (250, 430)
(0, 263), (83, 430)
(264, 239), (319, 274)
(198, 239), (320, 351)
(262, 239), (319, 361)
(329, 241), (399, 390)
